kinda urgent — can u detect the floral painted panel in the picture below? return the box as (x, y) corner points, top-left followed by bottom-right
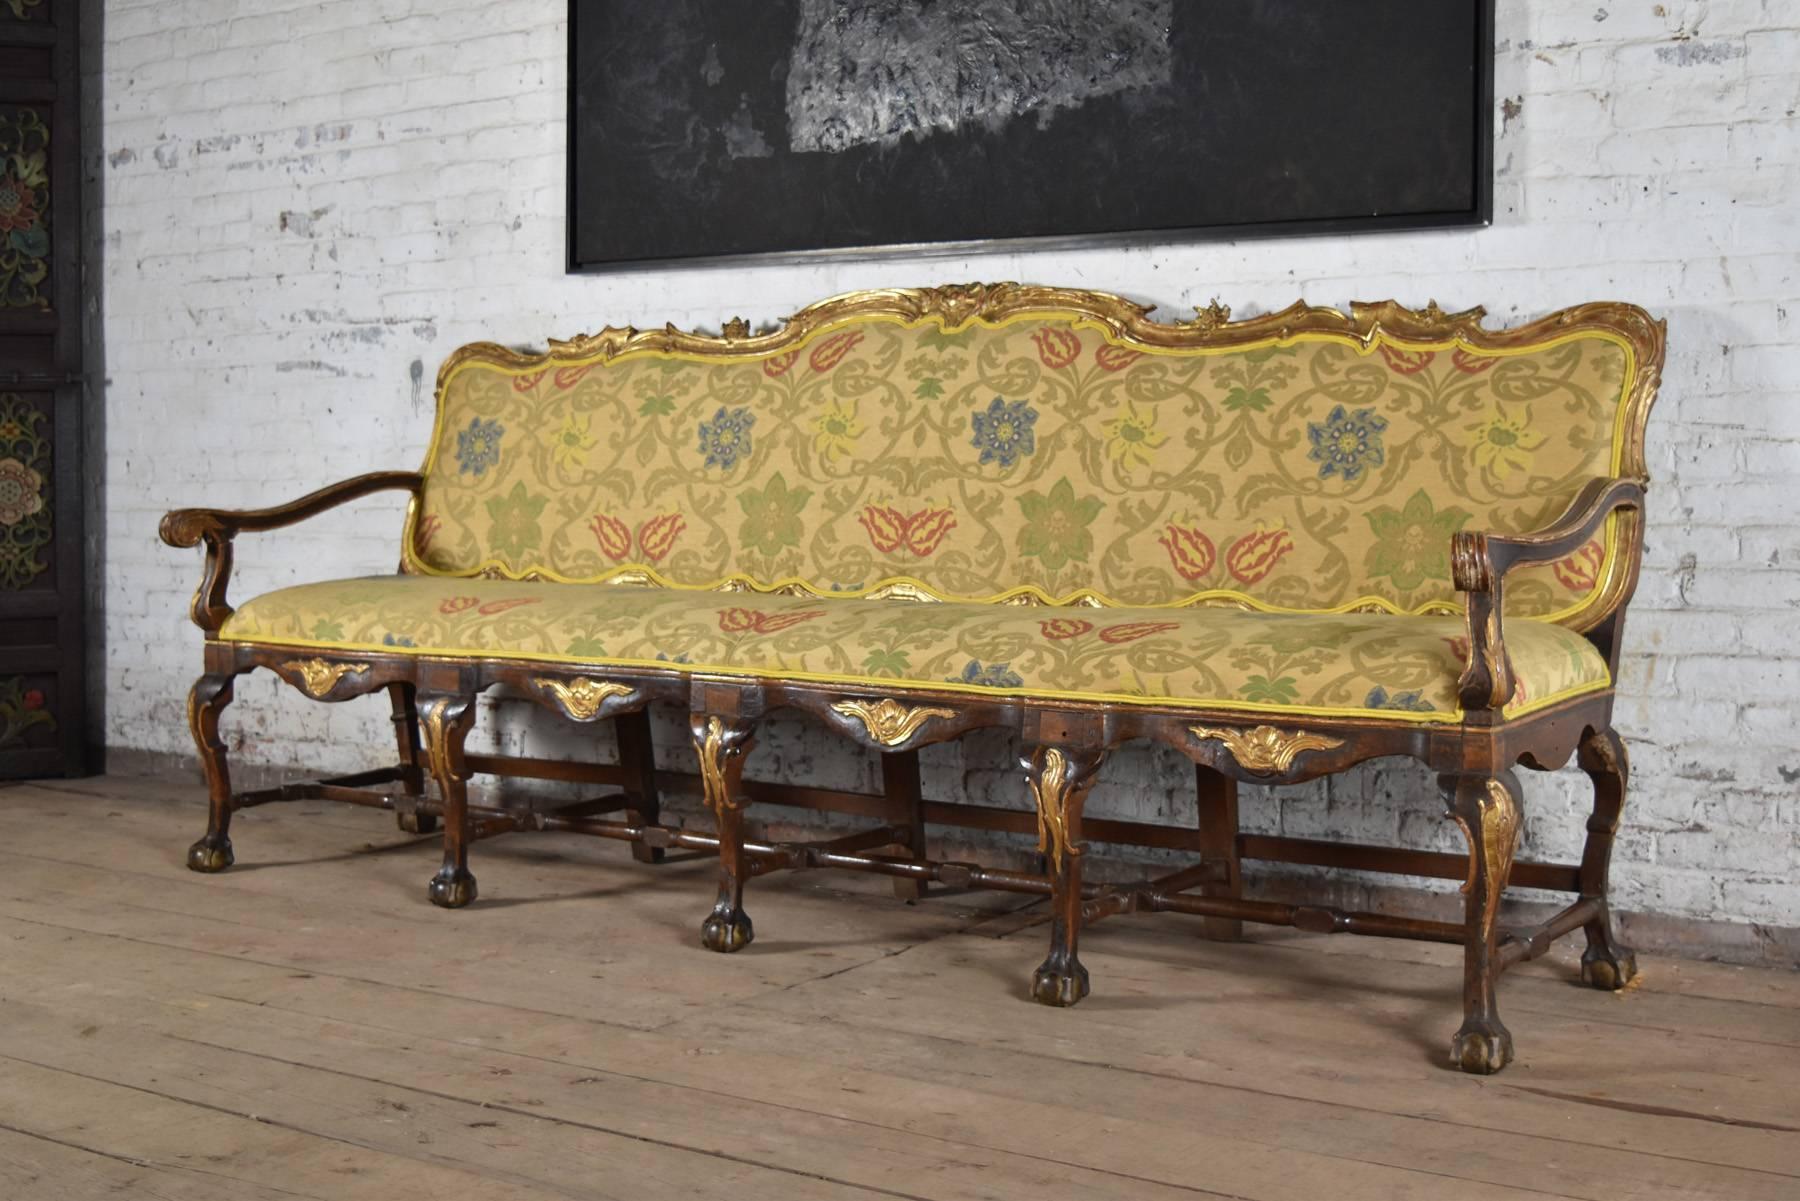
(411, 315), (1630, 623)
(0, 107), (50, 309)
(0, 675), (54, 748)
(221, 575), (1610, 723)
(0, 393), (51, 588)
(1, 0), (46, 21)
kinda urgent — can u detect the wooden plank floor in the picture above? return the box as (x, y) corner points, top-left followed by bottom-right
(0, 770), (1795, 1201)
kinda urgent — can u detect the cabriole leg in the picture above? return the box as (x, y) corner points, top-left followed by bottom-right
(388, 683), (437, 835)
(1576, 726), (1638, 990)
(420, 693), (478, 908)
(1442, 769), (1525, 1074)
(185, 673), (239, 873)
(694, 713), (757, 952)
(1027, 744), (1106, 1007)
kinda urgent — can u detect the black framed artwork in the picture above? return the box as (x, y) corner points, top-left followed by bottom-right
(567, 1), (1494, 272)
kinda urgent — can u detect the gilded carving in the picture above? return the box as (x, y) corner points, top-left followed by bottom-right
(694, 715), (750, 818)
(533, 676), (635, 720)
(420, 697), (455, 785)
(1181, 299), (1232, 330)
(1028, 747), (1076, 872)
(1189, 724), (1345, 774)
(829, 697), (956, 747)
(1452, 779), (1522, 929)
(863, 580), (942, 604)
(281, 658), (369, 698)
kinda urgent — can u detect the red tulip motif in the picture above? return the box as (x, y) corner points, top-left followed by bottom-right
(636, 513), (686, 562)
(859, 504), (957, 557)
(808, 331), (863, 373)
(589, 513), (632, 561)
(1158, 523), (1216, 582)
(1094, 344), (1143, 372)
(718, 608), (826, 634)
(1031, 327), (1081, 369)
(1225, 528), (1296, 585)
(1379, 345), (1436, 375)
(1553, 539), (1605, 592)
(1098, 621), (1180, 644)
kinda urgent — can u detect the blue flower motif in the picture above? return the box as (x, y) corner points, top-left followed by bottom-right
(381, 633), (417, 648)
(954, 659), (1024, 689)
(455, 416), (505, 476)
(1307, 405), (1388, 482)
(698, 406), (755, 470)
(9, 227), (48, 258)
(970, 396), (1038, 468)
(1365, 685), (1435, 712)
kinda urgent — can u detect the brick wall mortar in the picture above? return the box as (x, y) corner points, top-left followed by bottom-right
(93, 1), (1800, 932)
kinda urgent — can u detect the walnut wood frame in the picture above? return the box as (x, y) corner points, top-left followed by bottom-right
(161, 284), (1665, 1076)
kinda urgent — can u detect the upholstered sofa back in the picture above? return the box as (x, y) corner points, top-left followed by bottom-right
(405, 286), (1659, 627)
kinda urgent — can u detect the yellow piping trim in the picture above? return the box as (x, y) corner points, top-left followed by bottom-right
(216, 631), (1611, 726)
(402, 311), (1636, 630)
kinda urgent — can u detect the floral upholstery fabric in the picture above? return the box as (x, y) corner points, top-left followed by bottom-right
(220, 576), (1610, 724)
(409, 313), (1633, 625)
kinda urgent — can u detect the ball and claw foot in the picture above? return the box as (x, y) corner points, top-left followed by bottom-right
(186, 835), (234, 873)
(700, 907), (754, 953)
(1030, 958), (1090, 1007)
(397, 809), (439, 835)
(1451, 1019), (1514, 1075)
(427, 867), (477, 909)
(1580, 945), (1638, 991)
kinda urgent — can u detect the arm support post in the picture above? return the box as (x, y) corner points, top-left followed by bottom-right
(1451, 476), (1645, 713)
(160, 471), (423, 634)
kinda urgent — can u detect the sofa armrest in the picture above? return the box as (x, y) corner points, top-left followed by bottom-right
(1450, 477), (1646, 712)
(160, 471), (423, 634)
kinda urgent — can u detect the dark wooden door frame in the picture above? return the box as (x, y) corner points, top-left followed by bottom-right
(0, 0), (87, 777)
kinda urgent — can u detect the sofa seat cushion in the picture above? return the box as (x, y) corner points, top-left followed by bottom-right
(219, 576), (1609, 723)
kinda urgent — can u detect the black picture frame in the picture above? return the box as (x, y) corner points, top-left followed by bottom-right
(566, 1), (1494, 274)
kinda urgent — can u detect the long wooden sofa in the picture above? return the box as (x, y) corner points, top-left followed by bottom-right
(161, 283), (1665, 1074)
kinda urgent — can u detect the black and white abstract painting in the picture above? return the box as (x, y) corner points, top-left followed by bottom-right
(568, 1), (1491, 269)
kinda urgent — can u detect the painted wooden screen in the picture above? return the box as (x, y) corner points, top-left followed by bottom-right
(0, 0), (86, 776)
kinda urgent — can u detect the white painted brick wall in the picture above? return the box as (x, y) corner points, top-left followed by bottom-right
(92, 0), (1800, 932)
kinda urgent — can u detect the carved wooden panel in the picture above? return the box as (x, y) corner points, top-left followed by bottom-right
(0, 0), (83, 777)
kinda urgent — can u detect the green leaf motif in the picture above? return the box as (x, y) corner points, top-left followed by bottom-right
(638, 394), (675, 417)
(862, 647), (910, 676)
(1240, 674), (1299, 704)
(1015, 477), (1103, 571)
(915, 378), (944, 399)
(1222, 386), (1271, 412)
(485, 481), (548, 560)
(737, 471), (813, 557)
(1363, 488), (1472, 592)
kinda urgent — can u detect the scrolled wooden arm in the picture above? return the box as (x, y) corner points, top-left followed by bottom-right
(160, 471), (423, 634)
(1452, 477), (1646, 712)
